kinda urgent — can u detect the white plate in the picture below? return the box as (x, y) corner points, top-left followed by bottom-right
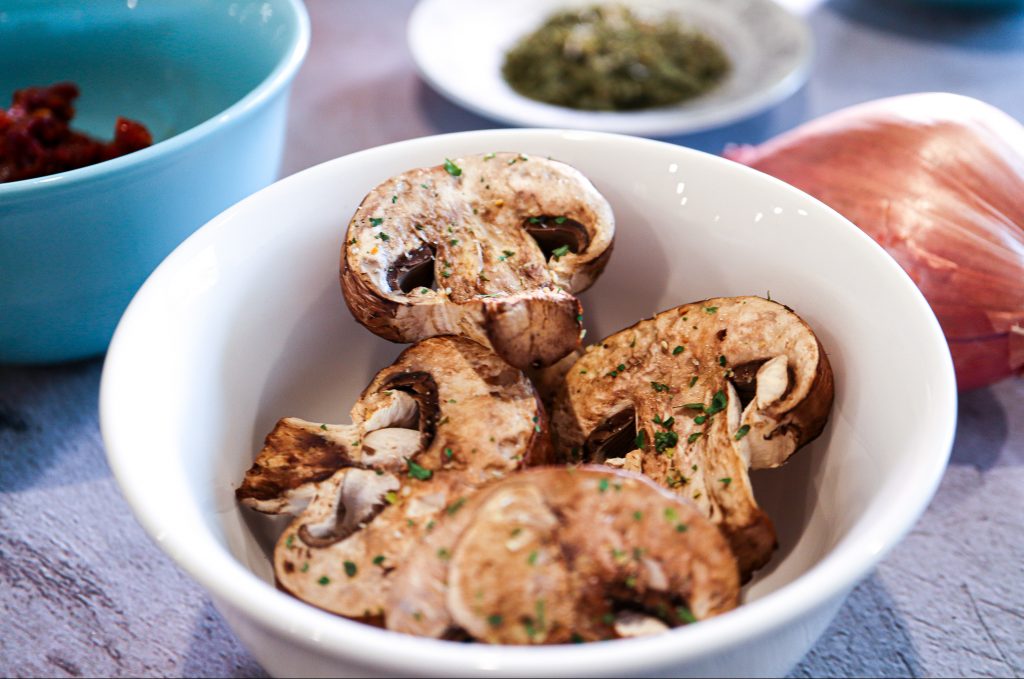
(407, 0), (813, 136)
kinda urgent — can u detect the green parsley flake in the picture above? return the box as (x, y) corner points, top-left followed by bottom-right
(372, 555), (386, 566)
(369, 217), (384, 226)
(625, 575), (637, 589)
(676, 523), (688, 533)
(300, 562), (309, 572)
(446, 497), (467, 515)
(682, 402), (704, 411)
(687, 432), (702, 444)
(706, 390), (727, 415)
(654, 430), (679, 453)
(635, 429), (646, 450)
(720, 477), (733, 487)
(385, 490), (399, 505)
(704, 306), (718, 314)
(285, 535), (295, 549)
(598, 478), (610, 493)
(319, 423), (328, 431)
(528, 550), (539, 565)
(551, 244), (571, 260)
(449, 238), (459, 246)
(651, 381), (671, 393)
(719, 355), (727, 366)
(344, 561), (358, 578)
(488, 614), (503, 627)
(405, 457), (433, 481)
(632, 510), (643, 521)
(318, 576), (330, 586)
(664, 507), (678, 522)
(375, 232), (390, 241)
(676, 606), (697, 624)
(391, 195), (398, 204)
(734, 424), (751, 440)
(689, 375), (699, 387)
(554, 216), (568, 224)
(673, 345), (684, 355)
(443, 158), (462, 176)
(444, 447), (454, 459)
(437, 548), (451, 560)
(694, 415), (707, 425)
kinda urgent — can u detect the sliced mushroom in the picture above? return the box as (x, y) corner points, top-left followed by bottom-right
(236, 336), (551, 619)
(340, 153), (615, 369)
(551, 296), (834, 577)
(386, 466), (739, 643)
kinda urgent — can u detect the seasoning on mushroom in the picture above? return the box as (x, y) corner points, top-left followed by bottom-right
(340, 153), (615, 370)
(386, 466), (739, 643)
(551, 296), (835, 578)
(236, 336), (551, 620)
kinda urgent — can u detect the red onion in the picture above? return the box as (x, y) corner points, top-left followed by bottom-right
(725, 93), (1024, 391)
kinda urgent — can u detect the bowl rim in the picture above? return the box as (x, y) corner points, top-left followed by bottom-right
(100, 128), (958, 675)
(0, 0), (310, 200)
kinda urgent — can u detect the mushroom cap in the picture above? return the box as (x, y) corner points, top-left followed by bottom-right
(386, 466), (740, 643)
(340, 152), (615, 369)
(551, 296), (834, 577)
(236, 336), (551, 619)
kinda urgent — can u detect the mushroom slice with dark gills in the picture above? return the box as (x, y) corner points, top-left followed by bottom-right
(386, 467), (739, 643)
(340, 153), (615, 370)
(236, 336), (551, 620)
(551, 297), (834, 579)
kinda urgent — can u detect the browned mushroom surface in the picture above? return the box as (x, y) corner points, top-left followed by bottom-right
(551, 296), (834, 577)
(236, 336), (550, 619)
(386, 466), (739, 643)
(340, 153), (615, 370)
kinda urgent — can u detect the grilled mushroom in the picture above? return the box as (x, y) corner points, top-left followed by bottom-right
(551, 296), (834, 577)
(386, 466), (739, 643)
(340, 153), (615, 369)
(236, 336), (550, 619)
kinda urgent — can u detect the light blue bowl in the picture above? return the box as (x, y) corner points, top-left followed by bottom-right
(0, 0), (309, 363)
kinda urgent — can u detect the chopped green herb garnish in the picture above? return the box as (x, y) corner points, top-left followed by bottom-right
(551, 244), (571, 260)
(318, 576), (330, 586)
(528, 216), (542, 224)
(689, 375), (699, 387)
(285, 535), (295, 549)
(687, 432), (702, 444)
(375, 232), (390, 241)
(385, 490), (399, 505)
(344, 561), (357, 578)
(706, 390), (727, 415)
(720, 477), (732, 487)
(484, 152), (496, 161)
(443, 158), (462, 176)
(651, 381), (671, 393)
(319, 423), (328, 431)
(437, 548), (451, 560)
(635, 429), (646, 450)
(598, 478), (610, 493)
(449, 238), (459, 246)
(391, 195), (398, 204)
(349, 237), (357, 245)
(405, 457), (433, 481)
(625, 575), (637, 588)
(673, 345), (684, 355)
(488, 614), (503, 627)
(682, 402), (704, 411)
(676, 606), (697, 624)
(734, 424), (751, 440)
(654, 430), (678, 453)
(632, 510), (643, 521)
(446, 497), (467, 515)
(369, 217), (384, 227)
(554, 216), (568, 224)
(704, 306), (718, 314)
(694, 414), (707, 425)
(571, 633), (584, 644)
(719, 355), (727, 366)
(577, 314), (584, 323)
(300, 562), (309, 572)
(528, 550), (539, 565)
(444, 447), (454, 459)
(676, 523), (688, 533)
(617, 363), (626, 372)
(664, 507), (678, 522)
(425, 520), (436, 531)
(372, 555), (386, 566)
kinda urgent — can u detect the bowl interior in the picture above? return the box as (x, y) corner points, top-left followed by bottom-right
(102, 130), (956, 674)
(0, 0), (300, 144)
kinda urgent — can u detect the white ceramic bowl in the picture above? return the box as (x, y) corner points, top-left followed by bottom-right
(100, 130), (957, 677)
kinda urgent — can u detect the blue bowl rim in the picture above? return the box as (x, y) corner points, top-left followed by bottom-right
(0, 0), (310, 201)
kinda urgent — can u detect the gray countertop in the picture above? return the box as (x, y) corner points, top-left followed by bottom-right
(2, 1), (1023, 676)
